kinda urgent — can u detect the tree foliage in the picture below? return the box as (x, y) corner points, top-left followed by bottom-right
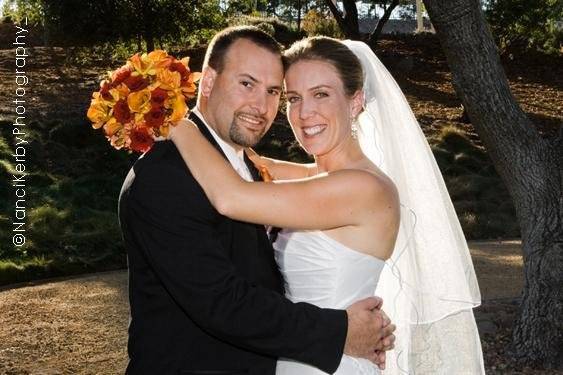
(302, 9), (343, 38)
(3, 0), (226, 50)
(485, 0), (563, 54)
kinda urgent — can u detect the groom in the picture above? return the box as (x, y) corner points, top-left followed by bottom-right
(119, 26), (394, 374)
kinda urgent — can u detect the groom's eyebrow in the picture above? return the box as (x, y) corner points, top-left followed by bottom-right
(239, 73), (282, 91)
(239, 73), (259, 83)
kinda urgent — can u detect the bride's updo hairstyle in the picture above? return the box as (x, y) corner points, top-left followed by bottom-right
(283, 36), (364, 98)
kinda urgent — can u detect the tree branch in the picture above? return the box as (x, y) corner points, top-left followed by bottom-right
(368, 0), (400, 48)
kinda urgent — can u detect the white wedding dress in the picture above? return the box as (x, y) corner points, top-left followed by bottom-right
(274, 229), (384, 375)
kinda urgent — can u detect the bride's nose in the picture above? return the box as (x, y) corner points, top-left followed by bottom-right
(299, 98), (315, 120)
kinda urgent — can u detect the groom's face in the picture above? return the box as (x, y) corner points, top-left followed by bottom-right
(202, 38), (283, 149)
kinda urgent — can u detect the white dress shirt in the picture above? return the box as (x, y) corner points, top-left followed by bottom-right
(191, 108), (253, 182)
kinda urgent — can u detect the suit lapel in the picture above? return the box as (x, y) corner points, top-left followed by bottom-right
(188, 111), (230, 163)
(243, 151), (262, 182)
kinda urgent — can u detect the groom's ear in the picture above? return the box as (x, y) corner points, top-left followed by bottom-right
(200, 67), (217, 98)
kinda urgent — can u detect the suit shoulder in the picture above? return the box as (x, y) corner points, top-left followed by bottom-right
(134, 141), (192, 182)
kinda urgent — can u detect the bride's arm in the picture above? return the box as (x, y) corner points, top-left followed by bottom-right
(170, 120), (396, 230)
(246, 148), (316, 180)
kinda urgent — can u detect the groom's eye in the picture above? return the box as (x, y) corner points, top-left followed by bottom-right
(241, 81), (253, 88)
(267, 88), (281, 96)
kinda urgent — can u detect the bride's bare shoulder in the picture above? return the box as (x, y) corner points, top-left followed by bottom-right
(329, 167), (398, 201)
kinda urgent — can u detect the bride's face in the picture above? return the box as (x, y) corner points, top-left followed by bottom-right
(284, 59), (358, 156)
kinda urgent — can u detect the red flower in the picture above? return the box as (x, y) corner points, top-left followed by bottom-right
(170, 62), (190, 85)
(111, 66), (132, 86)
(144, 104), (165, 128)
(124, 75), (149, 92)
(100, 80), (113, 100)
(150, 87), (168, 105)
(130, 127), (154, 153)
(113, 98), (132, 124)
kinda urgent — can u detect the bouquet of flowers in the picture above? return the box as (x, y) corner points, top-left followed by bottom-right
(87, 50), (200, 152)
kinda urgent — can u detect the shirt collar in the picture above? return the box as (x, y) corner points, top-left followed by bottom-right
(191, 107), (246, 162)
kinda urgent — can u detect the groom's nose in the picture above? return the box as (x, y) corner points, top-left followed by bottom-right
(250, 91), (268, 115)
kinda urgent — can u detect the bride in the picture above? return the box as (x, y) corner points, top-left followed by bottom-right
(170, 36), (484, 374)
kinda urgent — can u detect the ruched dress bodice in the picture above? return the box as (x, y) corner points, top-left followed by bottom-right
(273, 230), (385, 375)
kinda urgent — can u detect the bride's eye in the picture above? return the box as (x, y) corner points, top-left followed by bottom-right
(314, 91), (328, 99)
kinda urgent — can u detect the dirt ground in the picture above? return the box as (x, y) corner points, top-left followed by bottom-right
(1, 240), (556, 375)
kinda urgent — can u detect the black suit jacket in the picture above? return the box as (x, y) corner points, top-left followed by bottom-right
(118, 112), (347, 375)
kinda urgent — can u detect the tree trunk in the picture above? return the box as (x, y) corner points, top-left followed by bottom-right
(324, 0), (361, 40)
(423, 0), (563, 369)
(297, 0), (302, 32)
(367, 0), (400, 49)
(144, 32), (154, 52)
(416, 0), (424, 32)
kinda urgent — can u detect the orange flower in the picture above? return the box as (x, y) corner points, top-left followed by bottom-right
(157, 69), (182, 91)
(103, 117), (121, 137)
(157, 123), (170, 138)
(181, 72), (201, 98)
(127, 88), (152, 114)
(148, 50), (172, 69)
(259, 165), (274, 182)
(168, 95), (188, 123)
(129, 53), (156, 76)
(87, 96), (110, 128)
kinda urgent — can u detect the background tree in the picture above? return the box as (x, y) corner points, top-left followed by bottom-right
(3, 0), (225, 50)
(423, 0), (563, 368)
(485, 0), (563, 55)
(324, 0), (413, 45)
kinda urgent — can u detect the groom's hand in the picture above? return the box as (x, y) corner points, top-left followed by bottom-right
(373, 309), (395, 370)
(344, 297), (396, 365)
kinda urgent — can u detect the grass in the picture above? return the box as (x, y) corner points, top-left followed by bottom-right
(0, 119), (132, 286)
(429, 125), (519, 239)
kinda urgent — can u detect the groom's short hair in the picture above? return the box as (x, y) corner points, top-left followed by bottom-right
(204, 26), (283, 73)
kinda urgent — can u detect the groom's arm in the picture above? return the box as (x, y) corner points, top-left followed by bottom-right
(124, 155), (347, 373)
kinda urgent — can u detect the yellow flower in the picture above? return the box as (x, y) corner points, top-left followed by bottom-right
(129, 53), (157, 76)
(87, 96), (110, 128)
(103, 117), (121, 137)
(108, 84), (130, 103)
(158, 124), (170, 138)
(157, 69), (182, 91)
(168, 95), (188, 122)
(127, 88), (152, 114)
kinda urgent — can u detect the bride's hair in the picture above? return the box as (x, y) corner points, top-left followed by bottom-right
(283, 36), (364, 98)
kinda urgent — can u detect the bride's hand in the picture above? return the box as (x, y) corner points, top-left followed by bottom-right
(245, 148), (274, 182)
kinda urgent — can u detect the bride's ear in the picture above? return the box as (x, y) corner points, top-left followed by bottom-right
(350, 90), (365, 118)
(200, 67), (217, 98)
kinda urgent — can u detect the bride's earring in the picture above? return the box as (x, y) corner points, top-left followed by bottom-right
(351, 119), (358, 140)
